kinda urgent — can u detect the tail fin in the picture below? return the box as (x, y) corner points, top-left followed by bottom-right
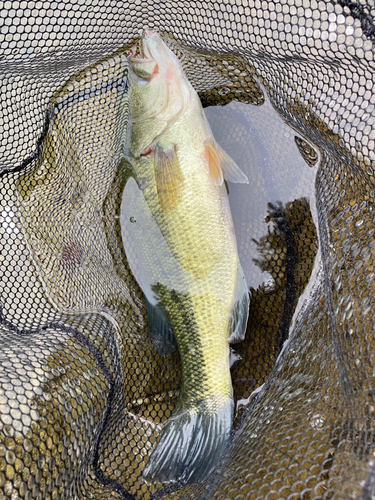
(143, 398), (233, 485)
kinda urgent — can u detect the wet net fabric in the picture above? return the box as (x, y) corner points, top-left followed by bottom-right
(1, 1), (375, 499)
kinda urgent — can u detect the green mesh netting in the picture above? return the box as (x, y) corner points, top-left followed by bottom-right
(1, 1), (375, 499)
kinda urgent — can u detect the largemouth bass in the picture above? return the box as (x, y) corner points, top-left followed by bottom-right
(121, 30), (250, 485)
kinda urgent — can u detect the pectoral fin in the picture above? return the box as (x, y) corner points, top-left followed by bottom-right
(228, 265), (250, 343)
(205, 140), (225, 186)
(155, 144), (184, 212)
(205, 140), (249, 185)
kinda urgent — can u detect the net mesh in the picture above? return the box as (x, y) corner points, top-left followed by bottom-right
(1, 1), (375, 499)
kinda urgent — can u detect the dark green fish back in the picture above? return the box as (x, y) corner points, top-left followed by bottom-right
(0, 2), (375, 500)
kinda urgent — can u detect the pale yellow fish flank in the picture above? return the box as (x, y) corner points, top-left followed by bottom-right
(121, 30), (250, 485)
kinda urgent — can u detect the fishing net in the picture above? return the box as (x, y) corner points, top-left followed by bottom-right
(1, 0), (374, 499)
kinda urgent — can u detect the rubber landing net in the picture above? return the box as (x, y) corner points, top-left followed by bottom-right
(1, 1), (375, 499)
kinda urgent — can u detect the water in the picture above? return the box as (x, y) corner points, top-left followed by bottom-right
(204, 91), (320, 291)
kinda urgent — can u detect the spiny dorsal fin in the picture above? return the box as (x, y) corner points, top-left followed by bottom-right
(205, 139), (249, 185)
(155, 144), (184, 212)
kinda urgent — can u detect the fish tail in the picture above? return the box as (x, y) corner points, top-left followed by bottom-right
(143, 397), (233, 485)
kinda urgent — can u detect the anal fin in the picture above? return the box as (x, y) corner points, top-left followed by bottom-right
(228, 265), (250, 343)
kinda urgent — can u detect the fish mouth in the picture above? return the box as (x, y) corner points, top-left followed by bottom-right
(128, 57), (158, 80)
(127, 31), (158, 80)
(127, 29), (157, 60)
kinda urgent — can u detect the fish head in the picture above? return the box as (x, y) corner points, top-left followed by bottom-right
(127, 30), (181, 84)
(127, 31), (189, 157)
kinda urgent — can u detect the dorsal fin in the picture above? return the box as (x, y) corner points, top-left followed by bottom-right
(144, 295), (176, 356)
(154, 144), (184, 212)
